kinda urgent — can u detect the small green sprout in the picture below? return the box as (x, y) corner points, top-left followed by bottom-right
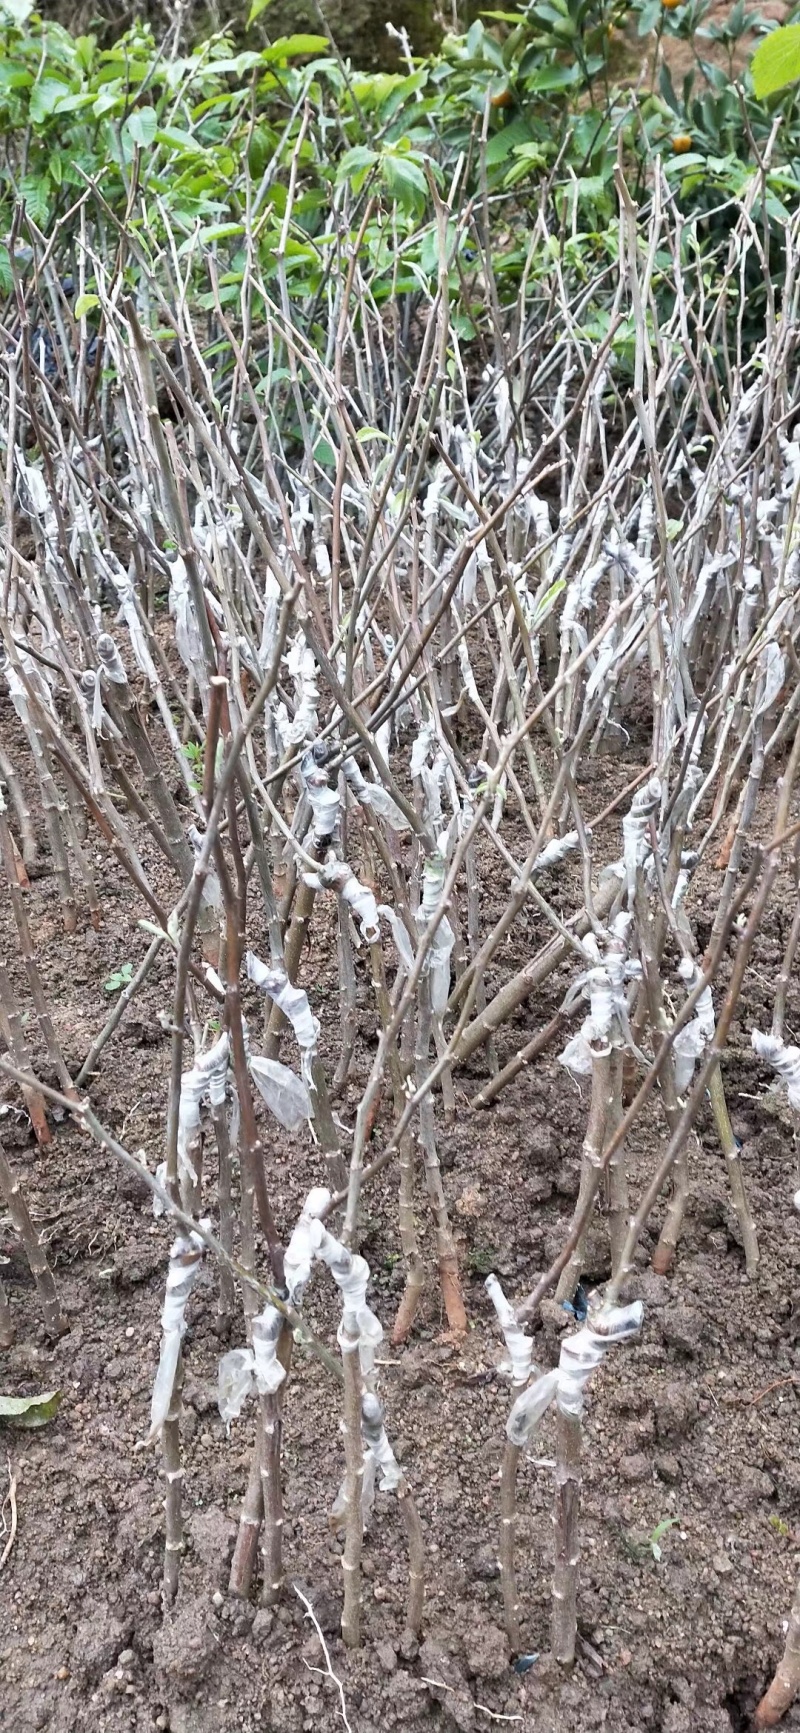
(103, 962), (134, 994)
(648, 1517), (679, 1562)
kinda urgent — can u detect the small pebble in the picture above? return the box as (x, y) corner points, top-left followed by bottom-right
(212, 1591), (224, 1609)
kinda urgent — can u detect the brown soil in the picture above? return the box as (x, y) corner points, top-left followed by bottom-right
(2, 682), (800, 1733)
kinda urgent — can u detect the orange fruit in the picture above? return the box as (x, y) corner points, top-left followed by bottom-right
(490, 88), (513, 107)
(662, 0), (682, 9)
(671, 133), (693, 153)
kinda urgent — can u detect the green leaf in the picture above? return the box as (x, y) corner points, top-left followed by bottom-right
(19, 175), (50, 227)
(485, 114), (533, 165)
(534, 576), (566, 625)
(261, 34), (329, 60)
(524, 63), (580, 92)
(381, 153), (428, 211)
(247, 0), (272, 23)
(337, 144), (378, 178)
(126, 106), (158, 148)
(0, 1391), (61, 1428)
(74, 292), (99, 319)
(29, 78), (72, 124)
(751, 25), (800, 99)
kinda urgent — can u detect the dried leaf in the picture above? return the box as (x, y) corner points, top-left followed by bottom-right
(0, 1390), (61, 1428)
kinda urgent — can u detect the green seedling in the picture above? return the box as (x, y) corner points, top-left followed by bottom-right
(622, 1516), (679, 1564)
(648, 1517), (679, 1562)
(104, 963), (134, 994)
(183, 740), (204, 790)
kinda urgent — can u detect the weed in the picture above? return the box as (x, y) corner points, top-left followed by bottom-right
(103, 963), (134, 994)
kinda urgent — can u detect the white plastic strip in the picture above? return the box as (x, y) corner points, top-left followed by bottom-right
(419, 853), (455, 1017)
(361, 1392), (403, 1492)
(622, 777), (661, 900)
(300, 746), (339, 840)
(246, 952), (320, 1085)
(342, 756), (410, 833)
(149, 1230), (206, 1438)
(310, 1219), (384, 1377)
(752, 1030), (800, 1109)
(506, 1303), (643, 1447)
(217, 1304), (286, 1425)
(284, 1186), (332, 1305)
(249, 1054), (312, 1129)
(485, 1274), (534, 1387)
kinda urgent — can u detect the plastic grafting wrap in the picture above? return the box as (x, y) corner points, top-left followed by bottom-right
(299, 746), (339, 841)
(217, 1305), (286, 1425)
(752, 1030), (800, 1110)
(559, 917), (636, 1077)
(532, 831), (579, 876)
(245, 951), (320, 1086)
(259, 570), (282, 670)
(249, 1055), (312, 1130)
(622, 776), (662, 900)
(757, 640), (786, 715)
(252, 1303), (286, 1393)
(169, 555), (208, 699)
(456, 634), (480, 705)
(96, 631), (128, 686)
(485, 1275), (534, 1388)
(17, 457), (54, 529)
(197, 1032), (231, 1109)
(149, 1230), (206, 1438)
(361, 1392), (403, 1493)
(410, 720), (436, 780)
(672, 957), (715, 1094)
(561, 548), (612, 645)
(305, 861), (381, 944)
(284, 1187), (332, 1305)
(107, 560), (157, 682)
(175, 1034), (229, 1188)
(218, 1347), (255, 1423)
(80, 669), (107, 736)
(419, 752), (448, 839)
(342, 756), (410, 833)
(188, 826), (223, 912)
(506, 1303), (644, 1448)
(419, 854), (455, 1018)
(177, 1067), (207, 1190)
(285, 635), (320, 744)
(311, 1223), (384, 1377)
(303, 860), (414, 969)
(198, 1025), (230, 1109)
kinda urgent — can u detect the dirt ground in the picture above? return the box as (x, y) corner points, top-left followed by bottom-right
(2, 673), (800, 1733)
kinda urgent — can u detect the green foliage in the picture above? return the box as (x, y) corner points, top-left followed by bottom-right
(182, 741), (204, 791)
(648, 1516), (679, 1561)
(103, 962), (134, 994)
(622, 1516), (679, 1564)
(751, 23), (800, 98)
(0, 0), (798, 366)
